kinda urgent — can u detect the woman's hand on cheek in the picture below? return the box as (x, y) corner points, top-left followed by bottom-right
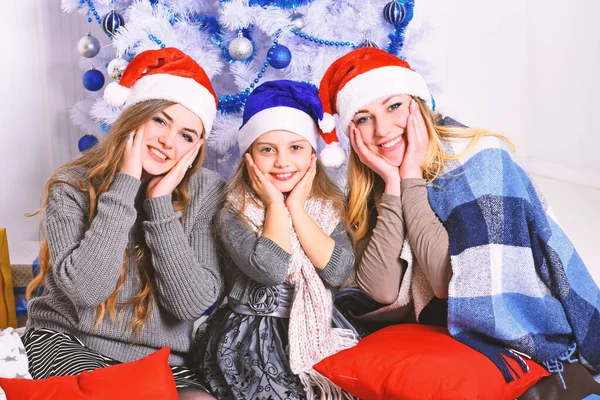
(286, 154), (316, 212)
(350, 122), (400, 185)
(399, 99), (429, 179)
(245, 153), (284, 207)
(119, 126), (145, 180)
(146, 139), (203, 198)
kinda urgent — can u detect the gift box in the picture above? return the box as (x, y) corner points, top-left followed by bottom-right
(0, 228), (17, 328)
(9, 240), (40, 327)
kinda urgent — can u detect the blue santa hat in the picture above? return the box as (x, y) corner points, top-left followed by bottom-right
(237, 80), (343, 167)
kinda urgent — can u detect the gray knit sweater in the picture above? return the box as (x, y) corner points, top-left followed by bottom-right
(217, 208), (354, 305)
(27, 168), (225, 366)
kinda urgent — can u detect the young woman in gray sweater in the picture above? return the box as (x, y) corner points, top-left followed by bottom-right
(24, 48), (223, 399)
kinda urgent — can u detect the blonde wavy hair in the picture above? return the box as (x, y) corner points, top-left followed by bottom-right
(347, 96), (514, 241)
(26, 99), (206, 337)
(226, 148), (351, 236)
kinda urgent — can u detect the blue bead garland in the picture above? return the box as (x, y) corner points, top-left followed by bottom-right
(79, 1), (98, 26)
(290, 28), (356, 48)
(148, 34), (167, 48)
(247, 0), (314, 8)
(83, 0), (102, 25)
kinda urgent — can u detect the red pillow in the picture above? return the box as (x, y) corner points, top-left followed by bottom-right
(0, 347), (178, 400)
(314, 324), (550, 400)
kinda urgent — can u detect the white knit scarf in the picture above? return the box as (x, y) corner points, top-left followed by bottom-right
(229, 191), (358, 399)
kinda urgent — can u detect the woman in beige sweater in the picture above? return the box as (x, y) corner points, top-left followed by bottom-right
(318, 47), (600, 399)
(319, 48), (454, 327)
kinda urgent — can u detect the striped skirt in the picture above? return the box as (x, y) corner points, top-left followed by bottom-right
(22, 328), (208, 391)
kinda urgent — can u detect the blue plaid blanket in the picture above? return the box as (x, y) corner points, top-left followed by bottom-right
(427, 135), (600, 382)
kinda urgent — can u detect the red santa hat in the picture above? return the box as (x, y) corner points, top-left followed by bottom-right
(318, 47), (432, 160)
(104, 47), (218, 135)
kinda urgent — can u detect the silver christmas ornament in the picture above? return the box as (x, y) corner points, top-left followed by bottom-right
(107, 57), (128, 80)
(289, 11), (306, 30)
(228, 31), (253, 61)
(77, 32), (101, 58)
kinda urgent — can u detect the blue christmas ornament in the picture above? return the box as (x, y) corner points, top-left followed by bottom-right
(383, 0), (406, 26)
(82, 69), (105, 91)
(78, 134), (99, 152)
(101, 10), (124, 36)
(267, 45), (291, 69)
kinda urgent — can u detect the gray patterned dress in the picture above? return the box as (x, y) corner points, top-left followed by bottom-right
(190, 208), (356, 400)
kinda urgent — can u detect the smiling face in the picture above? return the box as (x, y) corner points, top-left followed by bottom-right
(140, 103), (204, 178)
(250, 130), (313, 193)
(352, 94), (412, 167)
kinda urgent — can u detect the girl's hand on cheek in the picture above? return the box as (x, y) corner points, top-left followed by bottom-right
(286, 154), (316, 212)
(350, 122), (400, 185)
(119, 127), (145, 180)
(146, 139), (203, 198)
(245, 153), (284, 207)
(399, 99), (429, 179)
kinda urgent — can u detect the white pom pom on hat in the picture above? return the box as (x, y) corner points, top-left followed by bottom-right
(318, 112), (336, 134)
(319, 142), (346, 168)
(104, 82), (131, 108)
(316, 112), (345, 168)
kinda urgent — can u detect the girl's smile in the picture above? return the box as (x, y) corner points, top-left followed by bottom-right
(250, 130), (312, 193)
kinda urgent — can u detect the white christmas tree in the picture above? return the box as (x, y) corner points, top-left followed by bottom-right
(62, 0), (439, 179)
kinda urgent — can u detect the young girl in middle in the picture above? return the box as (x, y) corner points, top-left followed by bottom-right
(191, 80), (357, 400)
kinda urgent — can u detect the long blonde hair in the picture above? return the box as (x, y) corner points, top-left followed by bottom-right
(347, 96), (514, 241)
(26, 99), (206, 337)
(226, 148), (351, 236)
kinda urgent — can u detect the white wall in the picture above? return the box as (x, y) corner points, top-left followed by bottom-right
(525, 0), (600, 282)
(1, 0), (598, 280)
(526, 0), (600, 188)
(1, 0), (54, 242)
(427, 0), (531, 157)
(0, 0), (106, 241)
(425, 0), (599, 281)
